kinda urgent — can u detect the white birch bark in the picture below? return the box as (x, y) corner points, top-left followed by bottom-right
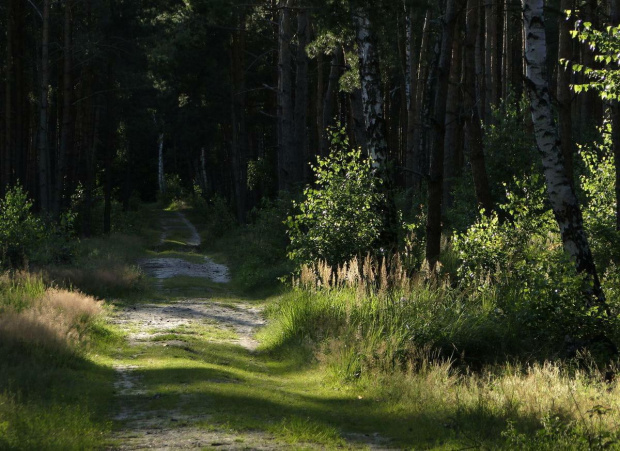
(522, 0), (605, 307)
(352, 7), (388, 168)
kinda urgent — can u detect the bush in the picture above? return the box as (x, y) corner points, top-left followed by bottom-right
(158, 173), (186, 206)
(0, 186), (44, 269)
(578, 125), (620, 271)
(193, 193), (237, 239)
(286, 127), (384, 266)
(452, 174), (615, 350)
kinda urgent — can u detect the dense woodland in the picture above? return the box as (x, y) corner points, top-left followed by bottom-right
(4, 0), (620, 340)
(1, 0), (616, 225)
(6, 0), (620, 448)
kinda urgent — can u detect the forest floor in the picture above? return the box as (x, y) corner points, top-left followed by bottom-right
(106, 211), (390, 450)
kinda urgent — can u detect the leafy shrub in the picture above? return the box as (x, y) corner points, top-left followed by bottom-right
(0, 186), (44, 269)
(445, 93), (537, 233)
(578, 125), (620, 271)
(158, 173), (185, 206)
(286, 127), (384, 266)
(483, 93), (539, 197)
(452, 174), (612, 349)
(196, 194), (237, 239)
(196, 196), (293, 293)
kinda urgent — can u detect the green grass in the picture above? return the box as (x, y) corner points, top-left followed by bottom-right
(7, 202), (619, 449)
(0, 289), (123, 450)
(0, 209), (154, 450)
(181, 202), (293, 297)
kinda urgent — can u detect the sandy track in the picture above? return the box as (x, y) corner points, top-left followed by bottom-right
(108, 212), (275, 450)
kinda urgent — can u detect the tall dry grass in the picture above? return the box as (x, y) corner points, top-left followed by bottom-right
(266, 254), (620, 446)
(0, 287), (103, 351)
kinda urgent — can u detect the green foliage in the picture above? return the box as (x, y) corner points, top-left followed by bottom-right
(286, 127), (384, 266)
(158, 173), (186, 206)
(503, 411), (620, 451)
(197, 194), (237, 239)
(484, 94), (538, 199)
(0, 186), (44, 269)
(452, 174), (607, 347)
(447, 94), (537, 233)
(192, 196), (292, 294)
(563, 16), (620, 100)
(247, 156), (275, 193)
(578, 125), (620, 271)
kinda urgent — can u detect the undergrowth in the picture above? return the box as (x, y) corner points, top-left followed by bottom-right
(185, 196), (293, 296)
(259, 255), (620, 448)
(0, 272), (119, 449)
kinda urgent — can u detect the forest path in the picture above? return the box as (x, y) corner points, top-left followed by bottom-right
(108, 211), (281, 450)
(107, 210), (391, 450)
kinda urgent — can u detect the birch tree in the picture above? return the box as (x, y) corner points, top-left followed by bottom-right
(522, 0), (608, 313)
(352, 6), (388, 167)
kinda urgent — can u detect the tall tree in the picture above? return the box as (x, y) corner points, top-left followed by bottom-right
(319, 46), (343, 157)
(294, 7), (310, 176)
(352, 6), (388, 167)
(464, 0), (493, 214)
(38, 0), (51, 213)
(277, 0), (296, 191)
(557, 0), (574, 181)
(57, 0), (73, 216)
(231, 11), (249, 222)
(425, 0), (463, 267)
(522, 0), (608, 313)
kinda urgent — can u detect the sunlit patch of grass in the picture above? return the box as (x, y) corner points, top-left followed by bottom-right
(0, 273), (121, 450)
(0, 396), (110, 450)
(0, 288), (103, 353)
(269, 416), (345, 446)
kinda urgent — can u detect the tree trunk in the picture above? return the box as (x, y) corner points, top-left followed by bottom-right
(38, 0), (51, 213)
(277, 0), (295, 191)
(83, 103), (100, 237)
(484, 0), (497, 121)
(103, 124), (112, 235)
(464, 0), (493, 214)
(294, 7), (310, 181)
(57, 0), (72, 217)
(557, 0), (574, 182)
(231, 12), (248, 223)
(320, 47), (343, 156)
(412, 6), (435, 183)
(316, 51), (325, 157)
(425, 0), (463, 267)
(522, 0), (607, 311)
(476, 3), (486, 121)
(158, 133), (165, 194)
(405, 3), (423, 191)
(352, 7), (388, 167)
(4, 0), (16, 194)
(443, 35), (462, 212)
